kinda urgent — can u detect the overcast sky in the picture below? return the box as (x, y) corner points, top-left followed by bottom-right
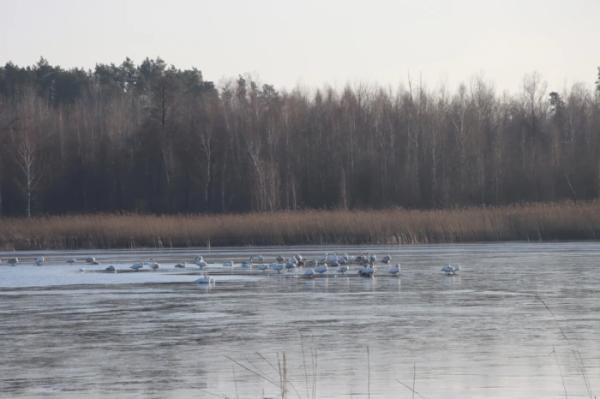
(1, 0), (598, 94)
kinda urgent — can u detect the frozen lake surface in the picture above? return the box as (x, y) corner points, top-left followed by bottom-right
(1, 242), (600, 398)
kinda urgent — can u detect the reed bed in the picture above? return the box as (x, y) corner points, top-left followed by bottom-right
(1, 201), (600, 250)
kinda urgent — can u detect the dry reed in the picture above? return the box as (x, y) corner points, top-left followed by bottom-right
(1, 200), (599, 250)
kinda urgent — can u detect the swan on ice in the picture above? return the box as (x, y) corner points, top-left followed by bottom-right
(441, 264), (460, 276)
(315, 264), (328, 274)
(358, 264), (375, 277)
(196, 273), (215, 285)
(388, 264), (400, 276)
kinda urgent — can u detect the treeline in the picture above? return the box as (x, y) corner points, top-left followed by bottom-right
(0, 58), (599, 216)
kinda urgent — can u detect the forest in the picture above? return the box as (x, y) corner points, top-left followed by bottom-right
(1, 58), (600, 217)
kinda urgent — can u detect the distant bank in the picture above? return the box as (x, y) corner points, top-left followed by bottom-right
(0, 201), (599, 250)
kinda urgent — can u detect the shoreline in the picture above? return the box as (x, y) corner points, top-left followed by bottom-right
(1, 200), (599, 250)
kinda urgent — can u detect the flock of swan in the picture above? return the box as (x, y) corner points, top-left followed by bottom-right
(0, 253), (461, 285)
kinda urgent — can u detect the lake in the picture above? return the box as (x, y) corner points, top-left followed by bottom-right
(1, 243), (599, 398)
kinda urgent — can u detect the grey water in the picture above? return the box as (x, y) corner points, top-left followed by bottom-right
(1, 242), (600, 398)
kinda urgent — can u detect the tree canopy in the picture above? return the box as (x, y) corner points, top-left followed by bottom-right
(0, 59), (599, 216)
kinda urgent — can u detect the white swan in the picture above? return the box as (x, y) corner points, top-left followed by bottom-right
(325, 254), (339, 266)
(195, 273), (215, 285)
(337, 265), (349, 274)
(270, 263), (284, 273)
(130, 263), (144, 271)
(441, 264), (460, 275)
(388, 264), (401, 276)
(285, 260), (297, 271)
(303, 268), (316, 278)
(315, 264), (328, 274)
(358, 264), (375, 277)
(194, 256), (208, 268)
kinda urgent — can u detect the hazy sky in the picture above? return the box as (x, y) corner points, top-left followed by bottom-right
(1, 0), (598, 93)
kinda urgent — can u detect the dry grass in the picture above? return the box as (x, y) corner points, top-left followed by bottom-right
(0, 201), (599, 250)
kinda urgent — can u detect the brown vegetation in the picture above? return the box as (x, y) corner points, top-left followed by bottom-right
(0, 201), (599, 250)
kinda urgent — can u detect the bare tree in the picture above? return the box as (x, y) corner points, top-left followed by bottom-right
(4, 89), (47, 217)
(15, 134), (39, 217)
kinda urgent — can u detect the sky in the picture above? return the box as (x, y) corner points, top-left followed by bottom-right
(1, 0), (598, 94)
